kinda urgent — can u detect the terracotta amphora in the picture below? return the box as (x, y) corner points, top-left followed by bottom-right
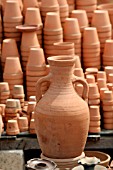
(35, 55), (89, 159)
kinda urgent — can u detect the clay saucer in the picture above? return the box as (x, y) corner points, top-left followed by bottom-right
(16, 24), (41, 32)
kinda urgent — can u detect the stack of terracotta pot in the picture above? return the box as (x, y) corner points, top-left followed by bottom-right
(22, 0), (38, 16)
(88, 83), (100, 106)
(0, 82), (10, 104)
(20, 27), (40, 72)
(57, 0), (69, 27)
(40, 0), (59, 23)
(101, 90), (113, 129)
(97, 70), (107, 85)
(43, 12), (63, 58)
(102, 39), (113, 67)
(71, 10), (89, 34)
(83, 27), (101, 69)
(89, 105), (101, 133)
(24, 7), (43, 47)
(66, 0), (75, 14)
(6, 119), (20, 135)
(3, 1), (23, 42)
(63, 18), (82, 58)
(104, 66), (113, 82)
(0, 10), (2, 43)
(27, 101), (36, 123)
(12, 85), (25, 108)
(5, 99), (20, 124)
(91, 10), (112, 54)
(86, 74), (96, 84)
(49, 42), (75, 56)
(26, 48), (48, 99)
(75, 0), (97, 23)
(1, 38), (20, 70)
(97, 3), (113, 37)
(3, 57), (23, 95)
(85, 68), (99, 82)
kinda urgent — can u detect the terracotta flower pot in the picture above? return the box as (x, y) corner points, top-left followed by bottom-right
(25, 7), (42, 26)
(27, 48), (46, 71)
(12, 85), (24, 97)
(18, 117), (28, 132)
(83, 27), (99, 45)
(23, 0), (38, 15)
(4, 57), (22, 75)
(103, 39), (113, 56)
(91, 10), (111, 28)
(97, 78), (107, 89)
(88, 83), (100, 99)
(97, 3), (113, 26)
(21, 31), (40, 51)
(97, 71), (107, 82)
(44, 12), (62, 31)
(0, 82), (9, 92)
(1, 39), (19, 64)
(6, 119), (20, 135)
(86, 75), (95, 84)
(71, 10), (89, 32)
(108, 73), (113, 83)
(63, 18), (81, 35)
(41, 0), (59, 8)
(4, 1), (23, 22)
(35, 55), (89, 158)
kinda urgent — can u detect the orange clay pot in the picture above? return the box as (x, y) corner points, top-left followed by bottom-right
(35, 55), (89, 159)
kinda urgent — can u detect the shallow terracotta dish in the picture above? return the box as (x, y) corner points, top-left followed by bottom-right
(84, 151), (111, 167)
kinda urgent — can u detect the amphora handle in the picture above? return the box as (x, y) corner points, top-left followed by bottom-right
(36, 74), (52, 102)
(72, 76), (89, 101)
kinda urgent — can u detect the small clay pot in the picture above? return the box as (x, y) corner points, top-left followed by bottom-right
(4, 57), (22, 75)
(0, 82), (9, 92)
(4, 1), (23, 22)
(1, 38), (19, 59)
(29, 96), (36, 101)
(25, 7), (42, 26)
(88, 99), (100, 105)
(6, 119), (20, 135)
(103, 39), (113, 57)
(97, 71), (107, 82)
(91, 10), (111, 28)
(12, 85), (24, 96)
(86, 75), (95, 84)
(27, 48), (46, 70)
(100, 87), (109, 100)
(18, 117), (28, 132)
(44, 12), (62, 31)
(6, 99), (17, 108)
(88, 83), (100, 99)
(97, 78), (107, 89)
(23, 0), (38, 15)
(103, 90), (113, 100)
(63, 18), (81, 35)
(83, 27), (99, 45)
(21, 31), (40, 51)
(71, 10), (89, 32)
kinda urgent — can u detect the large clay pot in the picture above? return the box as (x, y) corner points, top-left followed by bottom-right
(35, 55), (89, 159)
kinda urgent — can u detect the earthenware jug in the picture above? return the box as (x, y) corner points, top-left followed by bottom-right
(35, 55), (89, 159)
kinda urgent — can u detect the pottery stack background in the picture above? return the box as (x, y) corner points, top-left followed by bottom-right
(1, 0), (113, 137)
(3, 1), (23, 42)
